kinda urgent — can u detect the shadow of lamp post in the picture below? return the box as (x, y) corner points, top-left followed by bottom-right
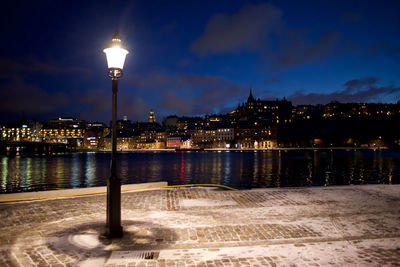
(103, 31), (129, 238)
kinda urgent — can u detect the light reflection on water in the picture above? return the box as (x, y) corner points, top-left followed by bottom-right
(1, 157), (8, 189)
(0, 150), (399, 193)
(71, 153), (80, 188)
(85, 152), (95, 187)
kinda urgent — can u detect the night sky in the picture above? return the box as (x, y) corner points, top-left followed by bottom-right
(1, 0), (399, 123)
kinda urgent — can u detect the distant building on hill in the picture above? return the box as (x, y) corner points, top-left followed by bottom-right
(148, 110), (156, 123)
(231, 90), (293, 125)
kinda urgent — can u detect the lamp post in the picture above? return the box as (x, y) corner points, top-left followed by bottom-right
(103, 31), (129, 238)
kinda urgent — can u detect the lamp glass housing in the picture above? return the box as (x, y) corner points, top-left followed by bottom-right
(104, 33), (129, 70)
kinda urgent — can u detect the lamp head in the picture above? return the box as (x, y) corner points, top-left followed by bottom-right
(104, 31), (129, 78)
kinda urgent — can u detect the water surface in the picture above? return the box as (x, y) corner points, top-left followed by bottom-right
(0, 150), (399, 193)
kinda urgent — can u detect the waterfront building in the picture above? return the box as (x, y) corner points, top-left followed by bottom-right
(167, 135), (191, 148)
(136, 140), (165, 149)
(83, 133), (99, 149)
(0, 121), (42, 142)
(192, 128), (234, 143)
(46, 117), (87, 129)
(156, 131), (168, 142)
(191, 128), (216, 144)
(83, 122), (108, 149)
(102, 131), (139, 150)
(1, 125), (32, 142)
(40, 118), (86, 147)
(40, 128), (84, 143)
(140, 130), (161, 143)
(83, 130), (103, 149)
(138, 129), (168, 145)
(190, 127), (234, 148)
(181, 138), (193, 149)
(86, 122), (108, 136)
(236, 125), (277, 149)
(216, 128), (235, 142)
(116, 116), (133, 131)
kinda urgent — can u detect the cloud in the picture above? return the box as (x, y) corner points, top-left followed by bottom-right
(388, 44), (400, 59)
(160, 21), (178, 34)
(366, 42), (400, 62)
(288, 77), (400, 105)
(191, 4), (282, 55)
(343, 77), (378, 93)
(119, 97), (151, 121)
(160, 82), (245, 115)
(76, 88), (152, 122)
(0, 77), (70, 115)
(191, 4), (340, 71)
(161, 90), (194, 115)
(125, 71), (246, 116)
(196, 83), (244, 113)
(77, 89), (110, 114)
(0, 58), (91, 78)
(366, 42), (387, 56)
(125, 71), (229, 90)
(264, 76), (280, 85)
(177, 57), (193, 67)
(0, 57), (95, 121)
(265, 31), (340, 71)
(341, 12), (361, 23)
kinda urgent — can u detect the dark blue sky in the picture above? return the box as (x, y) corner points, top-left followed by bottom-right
(1, 0), (399, 123)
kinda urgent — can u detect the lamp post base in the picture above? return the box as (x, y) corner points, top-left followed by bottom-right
(105, 225), (123, 238)
(106, 177), (123, 238)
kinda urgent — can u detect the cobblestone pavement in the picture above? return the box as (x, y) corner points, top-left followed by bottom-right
(0, 185), (399, 266)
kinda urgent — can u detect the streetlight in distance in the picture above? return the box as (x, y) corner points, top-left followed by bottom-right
(103, 31), (129, 238)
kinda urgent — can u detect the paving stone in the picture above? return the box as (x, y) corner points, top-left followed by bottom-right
(0, 185), (399, 266)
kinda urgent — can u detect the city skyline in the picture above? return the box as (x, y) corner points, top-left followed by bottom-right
(1, 0), (400, 123)
(1, 92), (399, 126)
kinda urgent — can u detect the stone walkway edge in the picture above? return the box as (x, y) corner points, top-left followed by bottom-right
(0, 182), (168, 202)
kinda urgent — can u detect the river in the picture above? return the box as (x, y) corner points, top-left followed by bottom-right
(0, 149), (399, 193)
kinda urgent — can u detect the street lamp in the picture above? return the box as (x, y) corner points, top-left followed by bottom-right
(104, 31), (129, 238)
